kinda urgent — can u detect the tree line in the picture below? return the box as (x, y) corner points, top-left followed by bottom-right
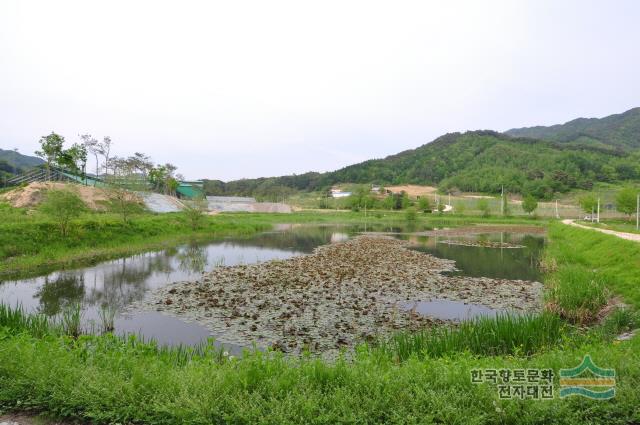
(35, 132), (182, 195)
(202, 131), (640, 200)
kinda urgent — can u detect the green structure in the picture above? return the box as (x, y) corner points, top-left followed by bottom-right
(176, 181), (204, 199)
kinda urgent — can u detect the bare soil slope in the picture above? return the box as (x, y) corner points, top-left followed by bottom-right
(1, 182), (113, 210)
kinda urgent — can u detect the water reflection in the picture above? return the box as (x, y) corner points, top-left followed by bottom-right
(412, 233), (544, 280)
(0, 227), (350, 345)
(400, 299), (502, 321)
(36, 273), (86, 316)
(177, 244), (208, 273)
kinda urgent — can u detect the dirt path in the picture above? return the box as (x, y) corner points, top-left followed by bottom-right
(562, 219), (640, 242)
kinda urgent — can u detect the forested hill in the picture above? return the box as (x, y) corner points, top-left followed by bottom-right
(0, 148), (43, 169)
(205, 130), (640, 200)
(506, 107), (640, 150)
(0, 148), (44, 181)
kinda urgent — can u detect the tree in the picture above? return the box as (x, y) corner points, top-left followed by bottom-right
(579, 194), (597, 218)
(80, 134), (101, 176)
(437, 202), (445, 214)
(404, 206), (417, 221)
(35, 132), (65, 180)
(183, 196), (209, 230)
(58, 143), (88, 176)
(417, 197), (431, 212)
(522, 195), (538, 215)
(99, 136), (112, 176)
(477, 199), (491, 217)
(501, 191), (511, 216)
(39, 189), (86, 236)
(106, 185), (142, 223)
(616, 187), (637, 219)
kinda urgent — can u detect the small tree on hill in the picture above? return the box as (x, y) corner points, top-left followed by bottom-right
(106, 184), (142, 223)
(522, 195), (538, 216)
(616, 187), (637, 220)
(39, 188), (86, 236)
(35, 132), (65, 180)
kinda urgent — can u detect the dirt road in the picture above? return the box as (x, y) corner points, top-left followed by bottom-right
(562, 219), (640, 242)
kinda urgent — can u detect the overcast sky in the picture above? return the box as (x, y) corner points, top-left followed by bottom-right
(1, 1), (639, 180)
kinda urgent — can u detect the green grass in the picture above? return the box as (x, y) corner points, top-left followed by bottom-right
(379, 312), (564, 361)
(545, 265), (609, 323)
(0, 305), (638, 424)
(0, 208), (273, 279)
(545, 222), (640, 308)
(0, 304), (50, 338)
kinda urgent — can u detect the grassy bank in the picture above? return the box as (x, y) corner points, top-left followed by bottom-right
(544, 222), (640, 308)
(0, 306), (637, 424)
(0, 209), (271, 279)
(0, 205), (544, 279)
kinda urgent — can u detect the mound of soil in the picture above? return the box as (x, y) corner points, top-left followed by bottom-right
(1, 182), (111, 210)
(385, 184), (437, 197)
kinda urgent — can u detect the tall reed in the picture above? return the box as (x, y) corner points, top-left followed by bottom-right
(378, 312), (563, 361)
(59, 302), (83, 338)
(0, 303), (50, 337)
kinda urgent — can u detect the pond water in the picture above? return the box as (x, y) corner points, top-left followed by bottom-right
(400, 299), (501, 321)
(0, 223), (544, 349)
(409, 232), (544, 281)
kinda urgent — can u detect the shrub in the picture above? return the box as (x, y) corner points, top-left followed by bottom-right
(38, 188), (86, 236)
(404, 207), (417, 221)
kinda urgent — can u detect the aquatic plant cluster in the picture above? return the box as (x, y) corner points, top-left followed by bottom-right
(144, 236), (542, 356)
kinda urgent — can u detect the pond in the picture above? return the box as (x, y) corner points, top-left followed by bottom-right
(0, 223), (545, 350)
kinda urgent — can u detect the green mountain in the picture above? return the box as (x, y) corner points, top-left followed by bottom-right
(0, 148), (43, 169)
(0, 148), (44, 182)
(205, 130), (640, 200)
(506, 107), (640, 150)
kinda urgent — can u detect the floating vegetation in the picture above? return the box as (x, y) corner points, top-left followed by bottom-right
(141, 236), (542, 357)
(437, 239), (525, 249)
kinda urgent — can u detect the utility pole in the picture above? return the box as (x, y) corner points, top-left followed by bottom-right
(500, 185), (504, 216)
(597, 197), (600, 223)
(636, 193), (639, 230)
(555, 199), (559, 219)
